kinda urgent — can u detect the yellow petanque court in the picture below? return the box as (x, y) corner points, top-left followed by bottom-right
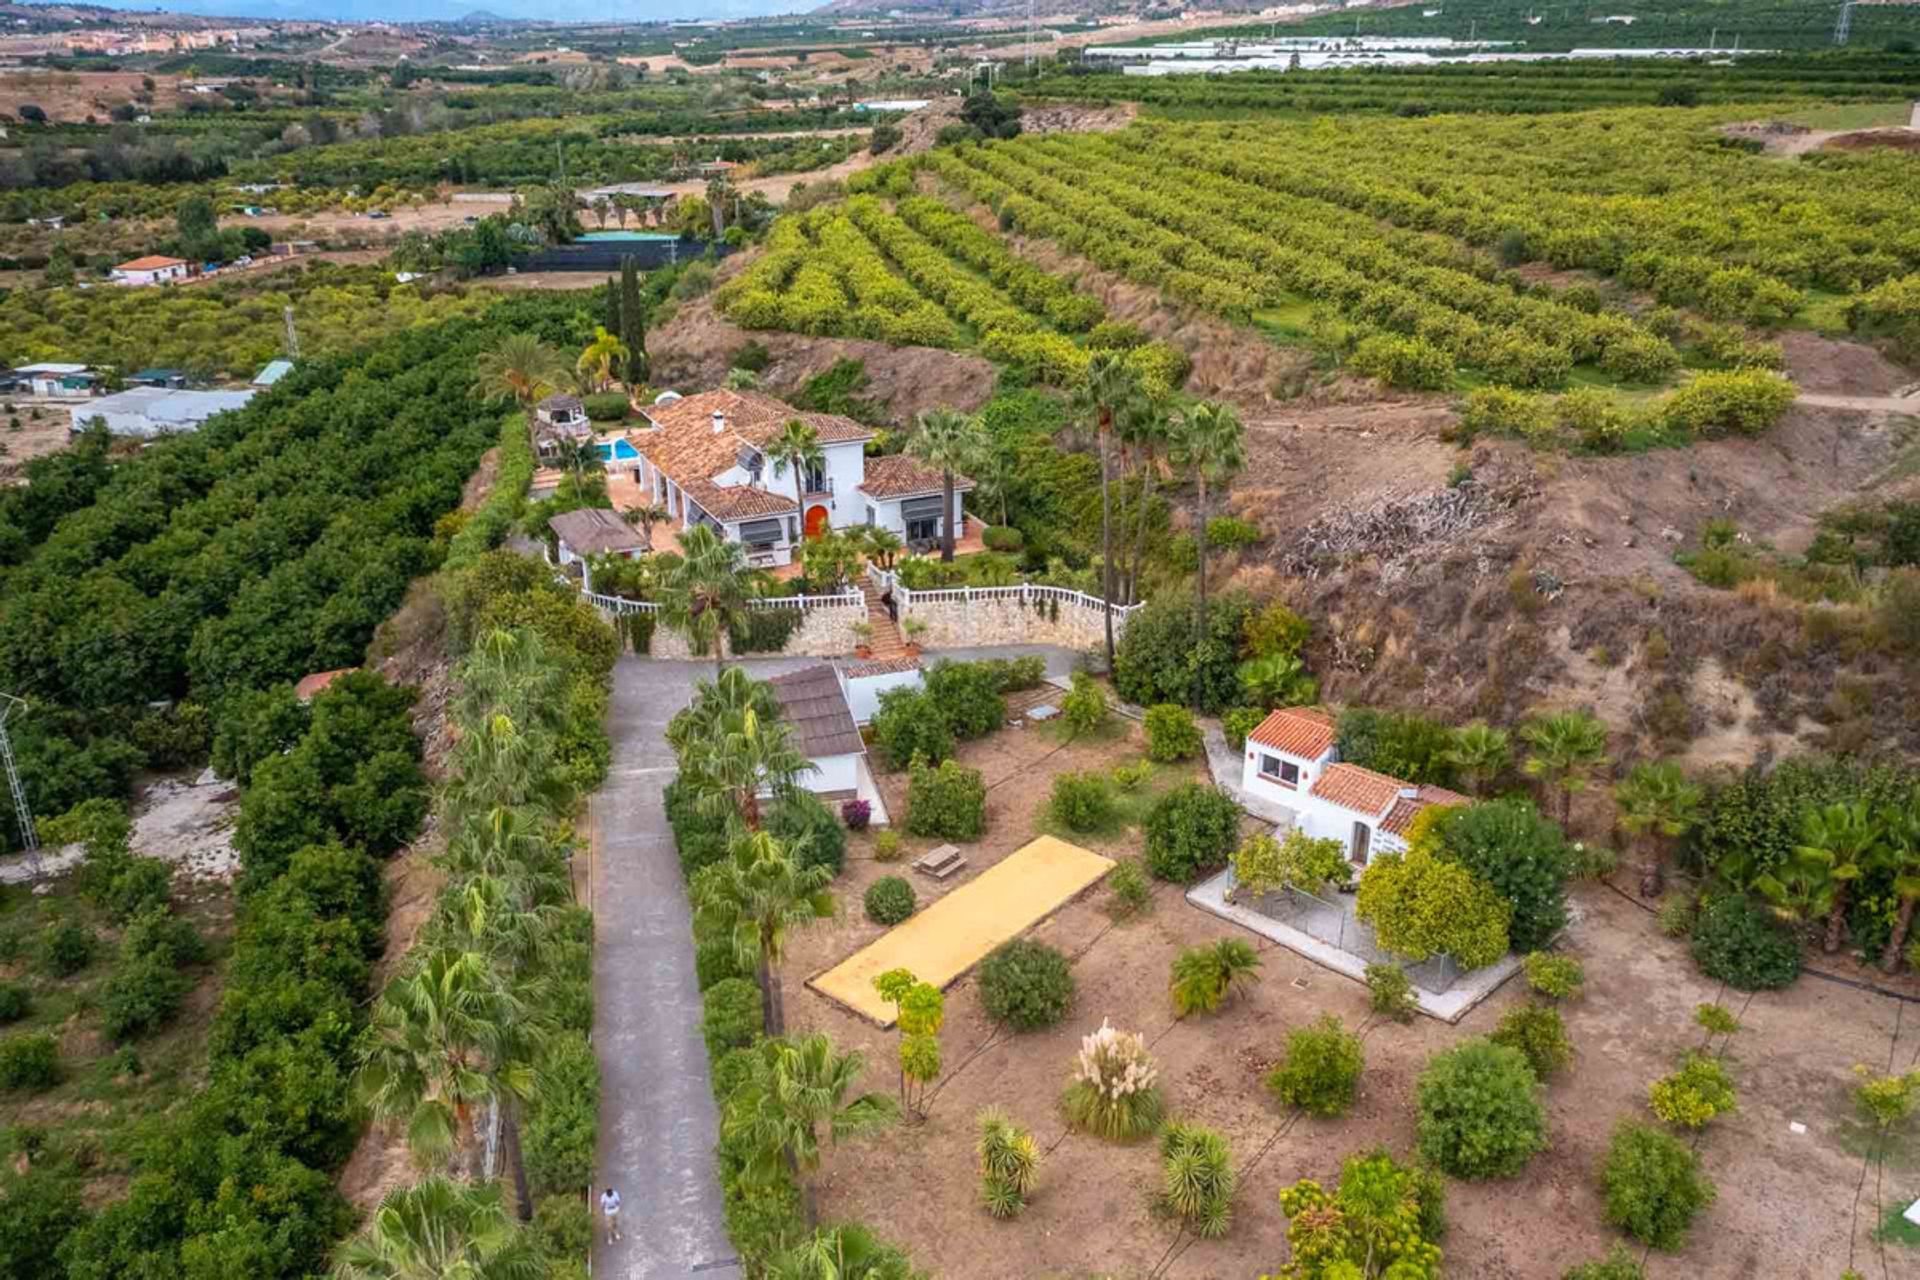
(810, 835), (1115, 1026)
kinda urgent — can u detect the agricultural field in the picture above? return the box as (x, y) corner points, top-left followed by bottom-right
(1028, 53), (1920, 118)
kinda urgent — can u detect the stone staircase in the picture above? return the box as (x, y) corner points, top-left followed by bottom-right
(860, 582), (910, 660)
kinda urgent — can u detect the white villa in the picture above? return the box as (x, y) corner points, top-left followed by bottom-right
(1240, 707), (1470, 868)
(110, 255), (190, 287)
(612, 389), (973, 569)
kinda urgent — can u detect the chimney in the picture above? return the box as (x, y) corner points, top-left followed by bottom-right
(711, 411), (726, 435)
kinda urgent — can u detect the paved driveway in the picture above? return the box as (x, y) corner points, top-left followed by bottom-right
(591, 646), (1073, 1279)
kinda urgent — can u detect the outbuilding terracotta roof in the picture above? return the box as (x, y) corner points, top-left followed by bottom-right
(768, 664), (865, 758)
(1380, 784), (1473, 837)
(845, 656), (921, 678)
(538, 392), (584, 412)
(549, 507), (648, 555)
(856, 454), (975, 501)
(682, 479), (797, 521)
(1308, 763), (1408, 818)
(1247, 707), (1335, 760)
(115, 255), (187, 271)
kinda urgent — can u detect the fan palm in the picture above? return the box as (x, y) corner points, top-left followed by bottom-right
(691, 830), (835, 1032)
(668, 666), (784, 756)
(1877, 791), (1920, 972)
(768, 1224), (920, 1280)
(659, 523), (752, 676)
(1444, 722), (1512, 796)
(905, 408), (987, 563)
(1613, 759), (1705, 897)
(1171, 400), (1247, 687)
(1796, 801), (1884, 954)
(331, 1176), (542, 1280)
(353, 947), (539, 1171)
(1519, 710), (1609, 829)
(722, 1031), (899, 1186)
(576, 325), (628, 393)
(767, 419), (825, 497)
(1071, 354), (1145, 671)
(681, 699), (814, 832)
(1169, 937), (1262, 1017)
(1754, 847), (1837, 934)
(470, 333), (565, 409)
(1119, 396), (1172, 605)
(861, 526), (904, 571)
(622, 501), (671, 552)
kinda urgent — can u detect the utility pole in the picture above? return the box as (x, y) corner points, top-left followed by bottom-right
(283, 305), (299, 358)
(0, 694), (38, 880)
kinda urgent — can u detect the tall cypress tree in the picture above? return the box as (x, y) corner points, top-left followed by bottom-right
(604, 275), (620, 336)
(619, 256), (648, 390)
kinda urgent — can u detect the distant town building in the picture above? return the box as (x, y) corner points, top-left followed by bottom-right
(111, 255), (190, 287)
(13, 363), (95, 397)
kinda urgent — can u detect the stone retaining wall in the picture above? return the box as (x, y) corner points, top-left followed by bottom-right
(599, 605), (862, 659)
(906, 597), (1108, 652)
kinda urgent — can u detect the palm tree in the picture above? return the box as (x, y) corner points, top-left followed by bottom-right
(576, 325), (628, 394)
(668, 666), (784, 759)
(552, 437), (603, 489)
(1519, 710), (1609, 829)
(471, 333), (565, 409)
(332, 1176), (542, 1280)
(1754, 847), (1836, 936)
(1796, 801), (1884, 954)
(769, 1224), (919, 1280)
(861, 526), (904, 571)
(591, 195), (612, 229)
(353, 947), (539, 1173)
(1121, 397), (1172, 605)
(766, 419), (825, 500)
(1875, 790), (1920, 972)
(1071, 354), (1145, 671)
(621, 501), (670, 553)
(691, 830), (834, 1033)
(1614, 760), (1705, 897)
(722, 1031), (898, 1186)
(682, 699), (814, 832)
(1445, 722), (1512, 796)
(1171, 400), (1246, 696)
(659, 523), (752, 676)
(906, 408), (987, 563)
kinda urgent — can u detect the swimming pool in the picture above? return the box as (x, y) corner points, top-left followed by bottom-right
(595, 437), (641, 462)
(577, 232), (682, 243)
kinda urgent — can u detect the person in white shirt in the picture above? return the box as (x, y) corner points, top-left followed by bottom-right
(599, 1186), (622, 1244)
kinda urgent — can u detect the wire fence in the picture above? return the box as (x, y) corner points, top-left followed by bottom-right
(1235, 883), (1464, 994)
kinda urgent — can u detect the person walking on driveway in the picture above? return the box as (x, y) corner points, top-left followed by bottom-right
(600, 1186), (623, 1244)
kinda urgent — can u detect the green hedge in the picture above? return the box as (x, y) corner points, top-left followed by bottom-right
(525, 1032), (600, 1198)
(445, 413), (535, 572)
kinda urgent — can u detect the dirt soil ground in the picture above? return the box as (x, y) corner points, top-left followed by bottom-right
(777, 713), (1919, 1280)
(0, 69), (194, 123)
(1, 408), (75, 478)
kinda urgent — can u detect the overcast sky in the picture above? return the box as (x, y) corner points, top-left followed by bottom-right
(79, 0), (818, 23)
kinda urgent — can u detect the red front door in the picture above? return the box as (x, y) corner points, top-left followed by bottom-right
(804, 504), (831, 539)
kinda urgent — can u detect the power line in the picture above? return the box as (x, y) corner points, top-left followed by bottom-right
(0, 694), (39, 879)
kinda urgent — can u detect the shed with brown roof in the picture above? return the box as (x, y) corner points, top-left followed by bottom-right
(550, 508), (648, 562)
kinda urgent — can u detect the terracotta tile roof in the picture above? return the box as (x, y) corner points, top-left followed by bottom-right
(768, 664), (865, 758)
(845, 656), (921, 678)
(1308, 763), (1408, 819)
(682, 479), (797, 521)
(856, 454), (975, 501)
(115, 255), (187, 271)
(549, 507), (648, 555)
(294, 668), (353, 702)
(632, 389), (871, 502)
(1247, 707), (1335, 760)
(1380, 784), (1473, 837)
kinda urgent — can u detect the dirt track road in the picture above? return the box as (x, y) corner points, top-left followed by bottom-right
(1798, 392), (1920, 415)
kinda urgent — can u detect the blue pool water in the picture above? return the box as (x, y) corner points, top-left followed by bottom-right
(596, 438), (641, 461)
(577, 232), (681, 243)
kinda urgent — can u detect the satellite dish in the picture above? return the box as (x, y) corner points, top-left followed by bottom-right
(653, 390), (683, 405)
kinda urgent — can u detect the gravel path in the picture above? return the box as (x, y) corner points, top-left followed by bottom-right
(592, 646), (1073, 1279)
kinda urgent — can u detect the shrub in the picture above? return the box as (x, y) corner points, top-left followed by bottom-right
(1114, 594), (1256, 713)
(1558, 387), (1634, 450)
(871, 686), (954, 769)
(1169, 938), (1261, 1016)
(1365, 964), (1419, 1024)
(1061, 671), (1111, 737)
(1267, 1014), (1364, 1117)
(1352, 333), (1455, 390)
(526, 1033), (599, 1196)
(873, 829), (903, 862)
(533, 1193), (594, 1260)
(1563, 1245), (1648, 1280)
(1356, 849), (1511, 971)
(1061, 1019), (1163, 1141)
(1415, 1038), (1547, 1179)
(1489, 1004), (1573, 1080)
(977, 1108), (1041, 1218)
(1523, 951), (1585, 1000)
(1417, 799), (1571, 954)
(0, 1034), (59, 1090)
(1050, 771), (1115, 833)
(979, 655), (1047, 692)
(1206, 516), (1261, 550)
(101, 948), (193, 1040)
(582, 392), (629, 422)
(1662, 369), (1796, 438)
(702, 977), (762, 1057)
(864, 876), (916, 925)
(924, 660), (1006, 739)
(1161, 1123), (1236, 1238)
(1111, 760), (1153, 791)
(1689, 894), (1802, 990)
(1648, 1053), (1737, 1129)
(1143, 784), (1240, 884)
(1233, 827), (1350, 899)
(1144, 704), (1202, 762)
(1600, 1121), (1716, 1250)
(906, 757), (986, 841)
(1243, 603), (1310, 660)
(981, 525), (1024, 552)
(696, 936), (749, 992)
(38, 922), (94, 978)
(841, 799), (871, 831)
(1459, 385), (1548, 441)
(1657, 894), (1697, 938)
(1694, 1003), (1741, 1035)
(1107, 857), (1151, 917)
(1600, 332), (1681, 384)
(978, 939), (1075, 1031)
(766, 790), (845, 876)
(1278, 1150), (1445, 1276)
(1335, 707), (1459, 788)
(1222, 706), (1265, 751)
(0, 983), (28, 1023)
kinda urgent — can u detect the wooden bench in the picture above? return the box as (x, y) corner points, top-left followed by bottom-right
(912, 843), (967, 880)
